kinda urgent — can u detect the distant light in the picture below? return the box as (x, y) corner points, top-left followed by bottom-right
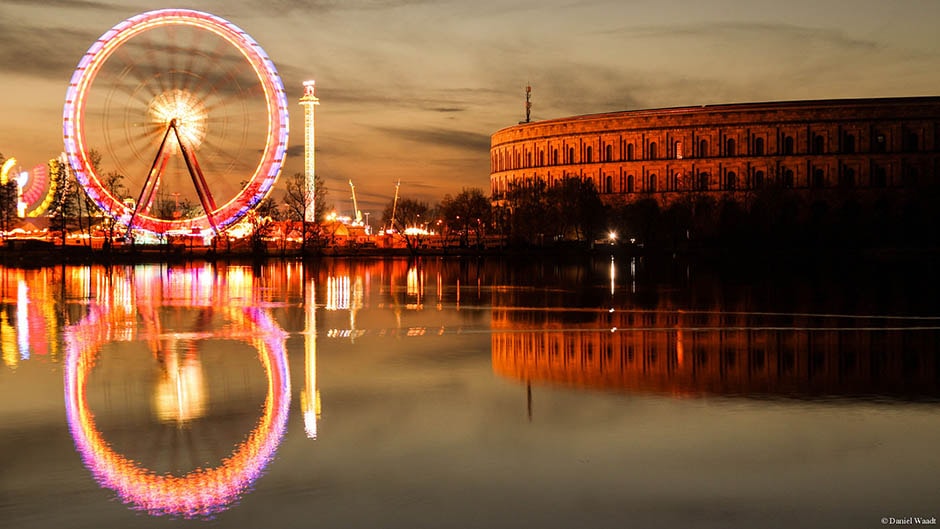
(608, 231), (617, 241)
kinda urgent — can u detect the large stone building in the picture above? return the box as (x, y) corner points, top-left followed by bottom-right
(490, 97), (940, 206)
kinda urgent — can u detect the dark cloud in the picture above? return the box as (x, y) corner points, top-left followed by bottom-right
(614, 21), (880, 51)
(240, 0), (439, 15)
(373, 127), (491, 152)
(0, 20), (100, 79)
(0, 0), (120, 10)
(285, 144), (305, 158)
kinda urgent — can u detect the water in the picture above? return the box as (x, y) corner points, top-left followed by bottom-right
(1, 257), (939, 529)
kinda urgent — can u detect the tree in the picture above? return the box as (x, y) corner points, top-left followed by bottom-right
(439, 187), (493, 248)
(246, 197), (283, 256)
(99, 171), (126, 251)
(618, 198), (661, 247)
(381, 197), (430, 252)
(70, 149), (104, 247)
(48, 159), (79, 246)
(283, 172), (329, 252)
(503, 179), (550, 246)
(0, 152), (17, 240)
(0, 181), (17, 241)
(545, 177), (605, 242)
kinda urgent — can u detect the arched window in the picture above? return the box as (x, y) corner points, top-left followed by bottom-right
(873, 133), (887, 153)
(904, 130), (919, 152)
(647, 174), (657, 192)
(754, 170), (765, 189)
(605, 175), (612, 193)
(627, 175), (635, 193)
(539, 151), (545, 166)
(843, 133), (856, 154)
(552, 149), (559, 165)
(872, 166), (887, 187)
(727, 171), (737, 190)
(605, 144), (613, 161)
(813, 135), (825, 154)
(783, 168), (794, 188)
(526, 152), (532, 167)
(568, 147), (575, 163)
(783, 136), (795, 155)
(697, 172), (709, 191)
(840, 167), (855, 187)
(586, 146), (593, 163)
(812, 168), (825, 188)
(699, 139), (708, 157)
(627, 144), (635, 161)
(754, 137), (764, 156)
(726, 138), (735, 157)
(648, 142), (657, 159)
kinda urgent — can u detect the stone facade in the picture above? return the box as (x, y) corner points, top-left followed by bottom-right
(490, 97), (940, 206)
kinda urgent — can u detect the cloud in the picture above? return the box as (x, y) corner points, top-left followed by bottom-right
(285, 144), (305, 158)
(0, 0), (120, 10)
(612, 21), (880, 52)
(0, 20), (101, 79)
(240, 0), (439, 15)
(373, 126), (491, 152)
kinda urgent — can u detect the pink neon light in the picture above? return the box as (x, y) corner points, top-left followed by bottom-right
(64, 303), (291, 518)
(62, 9), (289, 236)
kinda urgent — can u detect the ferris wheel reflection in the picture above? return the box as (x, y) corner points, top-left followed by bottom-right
(63, 266), (291, 518)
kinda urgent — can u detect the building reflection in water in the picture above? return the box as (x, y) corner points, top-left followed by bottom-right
(61, 264), (291, 518)
(493, 260), (940, 402)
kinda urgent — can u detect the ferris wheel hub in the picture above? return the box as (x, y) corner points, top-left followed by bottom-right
(148, 89), (208, 150)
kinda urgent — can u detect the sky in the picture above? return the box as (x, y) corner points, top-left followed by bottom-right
(1, 0), (939, 217)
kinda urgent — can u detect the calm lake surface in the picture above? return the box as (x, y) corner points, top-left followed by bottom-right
(1, 256), (939, 529)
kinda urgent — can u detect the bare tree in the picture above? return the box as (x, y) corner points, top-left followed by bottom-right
(439, 187), (492, 248)
(283, 171), (329, 253)
(246, 197), (282, 256)
(381, 197), (430, 253)
(48, 159), (79, 246)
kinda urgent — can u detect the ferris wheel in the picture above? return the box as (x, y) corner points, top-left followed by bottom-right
(62, 9), (289, 237)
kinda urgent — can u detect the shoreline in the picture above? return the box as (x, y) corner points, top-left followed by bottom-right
(3, 239), (940, 269)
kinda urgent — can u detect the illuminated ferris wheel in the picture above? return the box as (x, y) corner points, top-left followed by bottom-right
(62, 9), (289, 237)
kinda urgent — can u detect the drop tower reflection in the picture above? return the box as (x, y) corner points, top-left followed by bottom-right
(63, 264), (291, 518)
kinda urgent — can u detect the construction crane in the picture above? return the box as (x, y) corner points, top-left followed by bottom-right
(348, 179), (363, 225)
(388, 179), (401, 232)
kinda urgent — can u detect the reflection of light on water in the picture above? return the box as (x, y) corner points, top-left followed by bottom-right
(1, 310), (16, 368)
(17, 280), (29, 360)
(407, 266), (420, 297)
(224, 266), (253, 303)
(325, 274), (365, 341)
(0, 268), (61, 366)
(69, 267), (92, 300)
(302, 278), (321, 440)
(153, 354), (206, 424)
(609, 257), (616, 297)
(64, 293), (291, 518)
(326, 276), (349, 310)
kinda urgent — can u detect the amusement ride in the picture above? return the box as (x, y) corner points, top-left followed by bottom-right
(62, 9), (289, 240)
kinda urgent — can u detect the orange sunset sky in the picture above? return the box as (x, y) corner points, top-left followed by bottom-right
(1, 0), (938, 216)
